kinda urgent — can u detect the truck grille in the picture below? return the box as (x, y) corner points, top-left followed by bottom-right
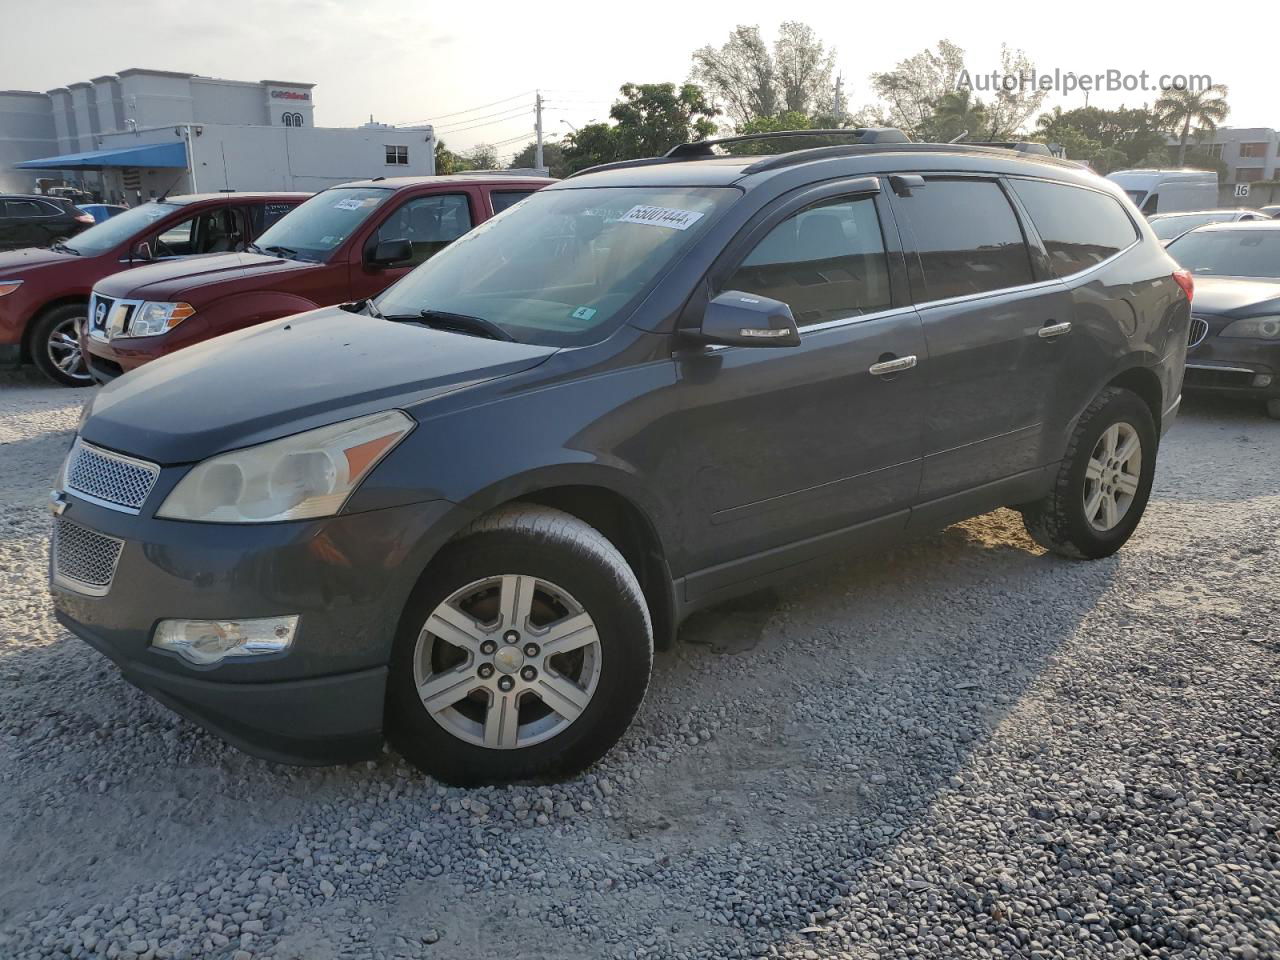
(88, 293), (114, 339)
(65, 439), (160, 513)
(53, 518), (124, 596)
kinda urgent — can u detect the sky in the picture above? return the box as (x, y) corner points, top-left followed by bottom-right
(1, 0), (1267, 162)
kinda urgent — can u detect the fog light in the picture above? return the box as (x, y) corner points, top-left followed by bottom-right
(152, 616), (298, 665)
(1252, 374), (1273, 388)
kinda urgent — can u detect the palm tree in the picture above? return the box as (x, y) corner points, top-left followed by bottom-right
(1155, 84), (1230, 166)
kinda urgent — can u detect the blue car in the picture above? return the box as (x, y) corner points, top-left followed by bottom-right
(76, 203), (128, 224)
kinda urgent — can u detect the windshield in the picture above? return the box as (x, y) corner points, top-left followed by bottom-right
(1167, 229), (1280, 278)
(1150, 213), (1229, 240)
(376, 186), (738, 346)
(64, 202), (180, 255)
(253, 187), (390, 262)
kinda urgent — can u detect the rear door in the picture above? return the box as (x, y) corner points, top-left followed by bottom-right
(347, 189), (476, 300)
(888, 175), (1075, 501)
(669, 180), (928, 594)
(3, 199), (51, 248)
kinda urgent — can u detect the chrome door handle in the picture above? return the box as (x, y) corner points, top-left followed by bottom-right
(1038, 321), (1072, 339)
(869, 355), (917, 376)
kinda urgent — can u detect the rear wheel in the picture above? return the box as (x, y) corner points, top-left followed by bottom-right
(30, 304), (92, 386)
(1020, 387), (1157, 559)
(386, 504), (653, 785)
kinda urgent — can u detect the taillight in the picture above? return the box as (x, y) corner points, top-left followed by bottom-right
(75, 213), (95, 224)
(1173, 269), (1194, 302)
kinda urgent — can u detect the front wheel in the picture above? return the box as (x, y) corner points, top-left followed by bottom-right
(1020, 386), (1158, 559)
(30, 304), (93, 386)
(386, 504), (653, 785)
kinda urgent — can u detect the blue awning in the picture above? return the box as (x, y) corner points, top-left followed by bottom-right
(14, 141), (187, 170)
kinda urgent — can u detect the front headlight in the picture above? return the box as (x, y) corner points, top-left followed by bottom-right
(157, 410), (415, 522)
(116, 301), (195, 338)
(1220, 316), (1280, 339)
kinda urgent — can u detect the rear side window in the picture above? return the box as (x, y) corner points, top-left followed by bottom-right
(492, 191), (537, 215)
(1011, 179), (1139, 278)
(895, 179), (1034, 302)
(724, 195), (892, 327)
(247, 201), (298, 235)
(5, 199), (54, 218)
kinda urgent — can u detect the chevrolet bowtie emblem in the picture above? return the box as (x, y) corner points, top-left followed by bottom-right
(49, 490), (68, 516)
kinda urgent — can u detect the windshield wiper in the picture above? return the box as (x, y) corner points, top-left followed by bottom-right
(262, 244), (298, 260)
(383, 309), (514, 342)
(245, 241), (264, 254)
(51, 240), (80, 255)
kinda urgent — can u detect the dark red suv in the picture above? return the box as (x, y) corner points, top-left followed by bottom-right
(0, 193), (307, 385)
(84, 176), (555, 382)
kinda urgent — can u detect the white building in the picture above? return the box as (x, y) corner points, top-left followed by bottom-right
(1189, 127), (1280, 185)
(0, 68), (434, 199)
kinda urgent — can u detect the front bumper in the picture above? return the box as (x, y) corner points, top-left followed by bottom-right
(51, 492), (457, 765)
(1183, 330), (1280, 400)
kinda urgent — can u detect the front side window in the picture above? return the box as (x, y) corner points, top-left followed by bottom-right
(1166, 229), (1280, 279)
(386, 145), (409, 165)
(376, 185), (738, 346)
(252, 187), (390, 262)
(895, 179), (1034, 301)
(1010, 179), (1139, 276)
(375, 194), (472, 266)
(59, 201), (181, 255)
(724, 195), (892, 326)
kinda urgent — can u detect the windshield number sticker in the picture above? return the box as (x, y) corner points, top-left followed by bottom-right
(619, 205), (704, 231)
(571, 306), (597, 321)
(333, 198), (363, 211)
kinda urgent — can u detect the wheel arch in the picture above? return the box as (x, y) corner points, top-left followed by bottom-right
(22, 295), (89, 363)
(1105, 364), (1164, 432)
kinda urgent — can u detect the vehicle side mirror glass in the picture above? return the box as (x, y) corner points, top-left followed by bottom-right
(368, 237), (412, 267)
(131, 241), (153, 262)
(688, 290), (801, 348)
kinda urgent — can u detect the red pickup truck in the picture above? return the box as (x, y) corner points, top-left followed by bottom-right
(0, 193), (308, 385)
(84, 175), (555, 382)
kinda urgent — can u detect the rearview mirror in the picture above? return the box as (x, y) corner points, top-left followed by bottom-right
(130, 241), (152, 263)
(687, 290), (801, 348)
(368, 238), (412, 267)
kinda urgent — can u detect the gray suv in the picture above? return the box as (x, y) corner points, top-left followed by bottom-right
(51, 130), (1192, 784)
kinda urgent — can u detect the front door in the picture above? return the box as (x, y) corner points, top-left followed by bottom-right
(668, 187), (928, 599)
(888, 175), (1072, 501)
(349, 192), (475, 301)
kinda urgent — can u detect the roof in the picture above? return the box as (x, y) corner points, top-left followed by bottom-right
(336, 175), (559, 190)
(1149, 209), (1255, 218)
(15, 142), (187, 170)
(1190, 220), (1280, 233)
(161, 192), (312, 204)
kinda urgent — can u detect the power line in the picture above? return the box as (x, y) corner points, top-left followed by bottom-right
(435, 105), (533, 132)
(394, 89), (536, 127)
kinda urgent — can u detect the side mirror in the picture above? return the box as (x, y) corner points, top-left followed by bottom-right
(368, 237), (412, 267)
(687, 290), (801, 348)
(131, 241), (153, 262)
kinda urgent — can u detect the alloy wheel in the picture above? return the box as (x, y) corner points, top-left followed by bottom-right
(1083, 421), (1142, 532)
(46, 315), (91, 383)
(412, 574), (602, 749)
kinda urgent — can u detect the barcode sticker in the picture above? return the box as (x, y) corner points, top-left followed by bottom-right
(618, 205), (704, 230)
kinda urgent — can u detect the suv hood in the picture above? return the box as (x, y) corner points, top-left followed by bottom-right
(82, 306), (557, 464)
(0, 246), (83, 275)
(1190, 276), (1280, 317)
(93, 251), (315, 301)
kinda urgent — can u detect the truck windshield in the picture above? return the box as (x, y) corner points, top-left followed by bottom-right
(64, 202), (181, 256)
(1167, 229), (1280, 278)
(252, 187), (391, 262)
(375, 185), (739, 346)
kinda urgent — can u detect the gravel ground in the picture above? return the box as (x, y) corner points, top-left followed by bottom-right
(1, 367), (1277, 960)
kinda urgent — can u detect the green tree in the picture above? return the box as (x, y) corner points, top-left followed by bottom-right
(733, 111), (813, 154)
(922, 89), (988, 143)
(562, 82), (719, 174)
(510, 139), (568, 178)
(1034, 105), (1171, 168)
(870, 40), (966, 137)
(464, 143), (499, 170)
(1154, 83), (1230, 166)
(560, 122), (621, 175)
(691, 21), (834, 125)
(434, 139), (466, 175)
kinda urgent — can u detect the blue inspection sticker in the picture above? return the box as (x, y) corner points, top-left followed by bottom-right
(571, 306), (598, 321)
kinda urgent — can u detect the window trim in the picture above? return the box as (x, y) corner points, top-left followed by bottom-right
(385, 144), (409, 166)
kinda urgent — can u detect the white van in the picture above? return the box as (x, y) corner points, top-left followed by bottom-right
(1106, 169), (1218, 216)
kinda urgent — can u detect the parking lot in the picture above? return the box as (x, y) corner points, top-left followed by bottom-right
(0, 369), (1277, 960)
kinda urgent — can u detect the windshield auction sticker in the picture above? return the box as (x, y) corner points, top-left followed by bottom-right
(618, 205), (705, 230)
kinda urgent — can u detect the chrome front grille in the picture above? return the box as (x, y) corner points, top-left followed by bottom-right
(1188, 316), (1210, 349)
(52, 518), (124, 596)
(64, 439), (159, 513)
(87, 293), (138, 340)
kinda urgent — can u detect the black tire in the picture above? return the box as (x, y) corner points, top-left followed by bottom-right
(1266, 399), (1280, 421)
(386, 504), (653, 785)
(1020, 387), (1158, 559)
(30, 303), (93, 387)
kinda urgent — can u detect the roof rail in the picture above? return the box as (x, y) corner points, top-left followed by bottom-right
(664, 127), (909, 159)
(740, 141), (1078, 174)
(960, 140), (1058, 157)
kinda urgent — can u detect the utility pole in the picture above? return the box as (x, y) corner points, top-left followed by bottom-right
(534, 90), (544, 172)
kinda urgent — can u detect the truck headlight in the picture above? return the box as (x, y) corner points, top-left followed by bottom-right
(1220, 316), (1280, 339)
(157, 410), (414, 522)
(117, 301), (195, 338)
